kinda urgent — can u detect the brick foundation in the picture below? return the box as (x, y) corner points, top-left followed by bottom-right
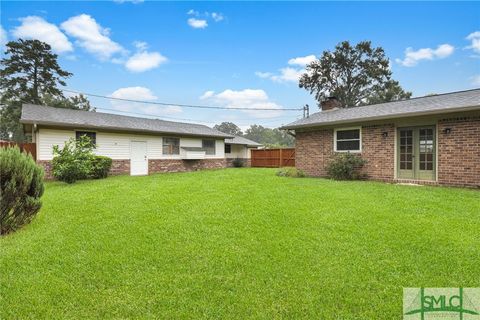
(37, 160), (54, 180)
(148, 158), (227, 173)
(110, 160), (130, 175)
(295, 117), (480, 188)
(226, 158), (251, 167)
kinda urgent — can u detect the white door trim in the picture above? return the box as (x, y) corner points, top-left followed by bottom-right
(130, 141), (148, 176)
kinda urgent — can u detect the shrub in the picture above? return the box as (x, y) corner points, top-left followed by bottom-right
(0, 147), (44, 235)
(232, 157), (245, 168)
(90, 155), (112, 179)
(276, 167), (306, 178)
(326, 153), (367, 180)
(52, 136), (112, 183)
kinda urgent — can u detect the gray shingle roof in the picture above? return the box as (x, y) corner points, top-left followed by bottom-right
(224, 136), (262, 147)
(281, 89), (480, 130)
(20, 104), (233, 138)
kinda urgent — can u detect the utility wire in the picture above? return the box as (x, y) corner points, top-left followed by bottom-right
(94, 107), (299, 126)
(61, 88), (303, 111)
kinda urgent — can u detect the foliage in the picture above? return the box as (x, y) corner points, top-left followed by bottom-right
(214, 122), (243, 136)
(90, 155), (113, 179)
(0, 39), (91, 141)
(0, 39), (72, 104)
(299, 40), (411, 108)
(326, 153), (367, 180)
(0, 146), (44, 235)
(276, 166), (306, 178)
(231, 157), (245, 168)
(2, 169), (479, 319)
(41, 93), (94, 111)
(244, 124), (294, 147)
(51, 136), (96, 184)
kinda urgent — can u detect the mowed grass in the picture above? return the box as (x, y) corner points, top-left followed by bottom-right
(1, 168), (479, 319)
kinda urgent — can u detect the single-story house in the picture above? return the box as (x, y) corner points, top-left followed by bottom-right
(281, 89), (480, 187)
(224, 136), (263, 166)
(20, 104), (250, 178)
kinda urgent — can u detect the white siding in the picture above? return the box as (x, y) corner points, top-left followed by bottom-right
(36, 128), (225, 160)
(225, 144), (248, 158)
(38, 129), (75, 160)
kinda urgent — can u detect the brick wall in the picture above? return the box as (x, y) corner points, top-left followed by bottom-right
(110, 160), (130, 175)
(226, 158), (251, 167)
(295, 125), (395, 181)
(295, 129), (333, 177)
(149, 159), (226, 173)
(360, 124), (395, 181)
(37, 160), (53, 180)
(437, 116), (480, 187)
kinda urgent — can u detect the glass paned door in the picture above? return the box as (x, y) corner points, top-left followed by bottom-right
(398, 129), (414, 179)
(397, 126), (436, 181)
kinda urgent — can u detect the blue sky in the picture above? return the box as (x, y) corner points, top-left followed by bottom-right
(1, 1), (479, 129)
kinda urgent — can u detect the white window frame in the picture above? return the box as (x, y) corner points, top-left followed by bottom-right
(334, 127), (362, 153)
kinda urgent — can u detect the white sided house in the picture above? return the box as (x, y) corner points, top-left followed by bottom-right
(224, 136), (262, 166)
(20, 104), (237, 178)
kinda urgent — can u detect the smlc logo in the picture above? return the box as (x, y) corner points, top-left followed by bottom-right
(404, 288), (480, 319)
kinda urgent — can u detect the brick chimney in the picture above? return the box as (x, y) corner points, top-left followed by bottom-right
(320, 97), (341, 111)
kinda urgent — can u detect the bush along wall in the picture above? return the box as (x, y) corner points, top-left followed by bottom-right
(0, 147), (44, 235)
(52, 136), (113, 183)
(326, 153), (367, 180)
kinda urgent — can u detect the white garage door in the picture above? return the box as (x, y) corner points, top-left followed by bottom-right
(130, 141), (148, 176)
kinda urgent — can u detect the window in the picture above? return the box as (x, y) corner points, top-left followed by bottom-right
(334, 128), (361, 152)
(225, 144), (232, 154)
(75, 131), (96, 146)
(202, 139), (216, 155)
(162, 137), (180, 155)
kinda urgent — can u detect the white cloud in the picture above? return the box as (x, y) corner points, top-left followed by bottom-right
(200, 89), (284, 118)
(255, 55), (313, 83)
(256, 67), (304, 83)
(254, 71), (273, 79)
(211, 12), (224, 22)
(470, 75), (480, 86)
(466, 31), (480, 54)
(395, 44), (455, 67)
(0, 25), (7, 47)
(187, 9), (199, 16)
(12, 16), (73, 53)
(61, 14), (124, 60)
(288, 54), (316, 66)
(110, 86), (182, 115)
(125, 50), (167, 72)
(187, 18), (208, 29)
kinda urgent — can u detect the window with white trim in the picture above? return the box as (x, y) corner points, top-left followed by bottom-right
(162, 137), (180, 155)
(334, 128), (361, 152)
(202, 139), (216, 155)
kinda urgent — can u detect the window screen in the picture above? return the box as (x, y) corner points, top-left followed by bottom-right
(163, 137), (180, 155)
(202, 140), (216, 155)
(335, 129), (361, 152)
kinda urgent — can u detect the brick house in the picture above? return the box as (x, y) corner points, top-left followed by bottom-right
(281, 89), (480, 187)
(20, 104), (259, 178)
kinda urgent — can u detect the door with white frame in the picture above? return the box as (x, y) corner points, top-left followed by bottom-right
(130, 141), (148, 176)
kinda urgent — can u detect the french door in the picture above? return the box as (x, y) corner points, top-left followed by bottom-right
(397, 126), (436, 181)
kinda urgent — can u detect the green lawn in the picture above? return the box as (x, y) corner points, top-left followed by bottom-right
(1, 168), (479, 319)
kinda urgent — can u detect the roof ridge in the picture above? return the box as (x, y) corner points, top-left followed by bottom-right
(24, 103), (211, 129)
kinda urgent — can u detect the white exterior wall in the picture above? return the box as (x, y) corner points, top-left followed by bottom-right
(225, 144), (248, 158)
(36, 128), (225, 160)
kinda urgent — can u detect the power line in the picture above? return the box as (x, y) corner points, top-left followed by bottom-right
(61, 88), (303, 111)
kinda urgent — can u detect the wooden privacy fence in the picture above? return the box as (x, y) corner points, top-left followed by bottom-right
(0, 142), (36, 160)
(251, 148), (295, 168)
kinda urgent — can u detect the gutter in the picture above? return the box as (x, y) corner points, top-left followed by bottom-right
(280, 105), (480, 130)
